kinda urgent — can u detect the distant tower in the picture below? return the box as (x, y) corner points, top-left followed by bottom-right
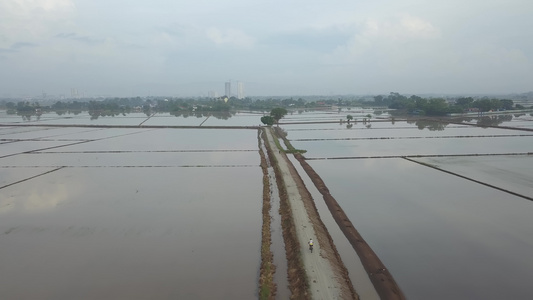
(225, 81), (231, 97)
(208, 90), (219, 98)
(237, 81), (244, 99)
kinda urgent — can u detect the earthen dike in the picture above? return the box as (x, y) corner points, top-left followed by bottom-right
(264, 126), (406, 300)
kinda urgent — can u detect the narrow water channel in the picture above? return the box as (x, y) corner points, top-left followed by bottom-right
(268, 167), (290, 299)
(260, 137), (290, 299)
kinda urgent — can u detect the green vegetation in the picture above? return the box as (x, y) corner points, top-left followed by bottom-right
(270, 130), (285, 152)
(375, 92), (530, 116)
(346, 115), (353, 123)
(273, 127), (307, 154)
(269, 107), (288, 125)
(261, 107), (288, 126)
(260, 115), (275, 126)
(2, 92), (531, 119)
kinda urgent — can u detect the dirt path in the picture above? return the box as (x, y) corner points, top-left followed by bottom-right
(295, 153), (405, 300)
(264, 127), (356, 299)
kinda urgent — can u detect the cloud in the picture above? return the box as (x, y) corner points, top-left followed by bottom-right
(325, 14), (440, 64)
(358, 14), (440, 42)
(0, 48), (16, 54)
(55, 32), (106, 45)
(263, 28), (351, 52)
(1, 0), (74, 15)
(0, 0), (75, 47)
(0, 42), (38, 53)
(206, 28), (255, 49)
(398, 15), (440, 39)
(0, 1), (531, 96)
(11, 42), (38, 49)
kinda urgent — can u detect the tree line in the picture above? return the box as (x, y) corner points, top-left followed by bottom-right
(1, 93), (531, 118)
(374, 92), (527, 116)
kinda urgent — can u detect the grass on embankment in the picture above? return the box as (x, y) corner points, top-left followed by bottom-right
(271, 126), (307, 154)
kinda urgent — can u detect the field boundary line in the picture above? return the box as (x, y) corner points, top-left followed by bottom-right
(0, 167), (64, 190)
(404, 157), (533, 201)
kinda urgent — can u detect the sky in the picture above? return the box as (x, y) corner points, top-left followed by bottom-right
(1, 0), (532, 97)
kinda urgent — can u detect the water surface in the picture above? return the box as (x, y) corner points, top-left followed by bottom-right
(0, 124), (262, 299)
(309, 158), (533, 300)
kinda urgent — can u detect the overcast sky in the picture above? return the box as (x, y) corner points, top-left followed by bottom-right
(1, 0), (532, 97)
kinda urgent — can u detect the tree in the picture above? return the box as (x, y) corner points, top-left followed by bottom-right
(501, 99), (514, 110)
(373, 95), (385, 105)
(456, 97), (474, 108)
(346, 115), (353, 123)
(260, 115), (275, 126)
(473, 99), (492, 112)
(270, 107), (288, 125)
(425, 98), (449, 115)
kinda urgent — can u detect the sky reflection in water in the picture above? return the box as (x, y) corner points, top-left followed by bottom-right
(286, 115), (532, 300)
(0, 125), (262, 299)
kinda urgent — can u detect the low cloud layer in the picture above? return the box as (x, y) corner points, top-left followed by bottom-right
(1, 0), (532, 97)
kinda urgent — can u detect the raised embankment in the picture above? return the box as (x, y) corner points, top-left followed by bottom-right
(272, 127), (406, 300)
(263, 127), (358, 299)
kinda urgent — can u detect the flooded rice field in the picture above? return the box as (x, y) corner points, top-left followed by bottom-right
(281, 111), (533, 299)
(0, 121), (262, 299)
(1, 109), (532, 299)
(308, 158), (533, 299)
(0, 111), (265, 127)
(285, 119), (533, 159)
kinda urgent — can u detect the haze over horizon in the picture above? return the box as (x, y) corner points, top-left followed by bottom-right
(1, 0), (532, 98)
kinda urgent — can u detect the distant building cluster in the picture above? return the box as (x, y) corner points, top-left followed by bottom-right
(70, 88), (84, 99)
(210, 80), (244, 99)
(208, 90), (219, 98)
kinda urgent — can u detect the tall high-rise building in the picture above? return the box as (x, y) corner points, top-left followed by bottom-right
(237, 81), (244, 99)
(225, 81), (231, 97)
